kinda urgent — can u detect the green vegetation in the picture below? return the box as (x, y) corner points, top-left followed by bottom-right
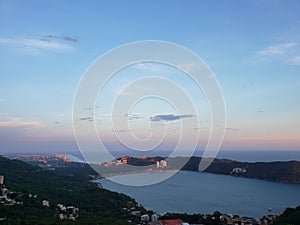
(167, 156), (300, 183)
(0, 156), (145, 225)
(273, 206), (300, 225)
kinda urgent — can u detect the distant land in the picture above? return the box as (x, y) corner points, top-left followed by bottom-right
(90, 155), (300, 184)
(8, 153), (300, 184)
(180, 156), (300, 184)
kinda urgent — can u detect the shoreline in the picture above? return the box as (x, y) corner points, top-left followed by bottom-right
(93, 168), (178, 180)
(94, 169), (300, 185)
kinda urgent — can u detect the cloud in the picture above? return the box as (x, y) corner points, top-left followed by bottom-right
(287, 55), (300, 65)
(245, 42), (300, 65)
(79, 116), (94, 122)
(150, 114), (194, 121)
(0, 37), (75, 54)
(132, 62), (165, 73)
(112, 129), (135, 133)
(24, 39), (73, 51)
(258, 42), (297, 56)
(44, 34), (78, 43)
(128, 113), (143, 120)
(224, 127), (240, 131)
(0, 120), (44, 128)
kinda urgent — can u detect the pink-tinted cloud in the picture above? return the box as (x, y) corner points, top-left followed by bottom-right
(0, 120), (44, 128)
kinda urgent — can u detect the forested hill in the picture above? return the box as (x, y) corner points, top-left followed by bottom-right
(110, 156), (300, 184)
(0, 156), (145, 225)
(169, 156), (300, 183)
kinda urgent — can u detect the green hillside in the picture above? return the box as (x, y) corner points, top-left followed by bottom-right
(0, 156), (145, 225)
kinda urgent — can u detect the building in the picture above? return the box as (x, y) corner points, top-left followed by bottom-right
(42, 200), (50, 207)
(120, 156), (129, 164)
(63, 155), (72, 163)
(56, 204), (79, 220)
(151, 214), (158, 222)
(231, 167), (246, 174)
(156, 160), (168, 169)
(131, 211), (141, 217)
(141, 214), (150, 222)
(0, 176), (4, 185)
(160, 219), (185, 225)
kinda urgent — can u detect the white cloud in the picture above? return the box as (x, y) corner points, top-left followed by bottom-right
(132, 62), (171, 73)
(287, 55), (300, 65)
(0, 38), (11, 44)
(0, 37), (75, 54)
(258, 42), (297, 56)
(23, 39), (73, 51)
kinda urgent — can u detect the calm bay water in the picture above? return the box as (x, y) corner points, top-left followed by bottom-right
(99, 171), (300, 218)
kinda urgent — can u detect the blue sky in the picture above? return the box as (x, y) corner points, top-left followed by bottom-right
(0, 0), (300, 155)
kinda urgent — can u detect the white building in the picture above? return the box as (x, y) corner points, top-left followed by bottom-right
(151, 214), (158, 222)
(231, 168), (246, 174)
(141, 214), (150, 222)
(0, 176), (4, 185)
(156, 160), (168, 168)
(42, 200), (50, 207)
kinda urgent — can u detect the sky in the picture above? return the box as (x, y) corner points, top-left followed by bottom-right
(0, 0), (300, 156)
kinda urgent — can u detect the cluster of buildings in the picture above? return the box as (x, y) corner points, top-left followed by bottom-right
(101, 156), (169, 170)
(8, 153), (73, 164)
(1, 174), (79, 222)
(231, 167), (247, 174)
(259, 215), (276, 225)
(129, 209), (186, 225)
(56, 203), (79, 221)
(128, 209), (276, 225)
(156, 160), (168, 169)
(130, 211), (189, 225)
(220, 214), (260, 225)
(140, 214), (187, 225)
(0, 175), (23, 206)
(7, 153), (74, 171)
(102, 156), (130, 167)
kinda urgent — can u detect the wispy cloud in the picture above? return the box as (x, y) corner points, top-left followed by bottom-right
(258, 42), (297, 56)
(287, 55), (300, 65)
(245, 42), (299, 64)
(132, 62), (166, 73)
(150, 114), (194, 122)
(0, 119), (44, 128)
(44, 34), (78, 43)
(112, 129), (135, 133)
(128, 113), (143, 120)
(0, 36), (75, 54)
(79, 116), (94, 122)
(224, 127), (240, 131)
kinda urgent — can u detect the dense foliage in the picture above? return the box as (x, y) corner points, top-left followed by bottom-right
(273, 206), (300, 225)
(0, 156), (144, 225)
(167, 156), (300, 183)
